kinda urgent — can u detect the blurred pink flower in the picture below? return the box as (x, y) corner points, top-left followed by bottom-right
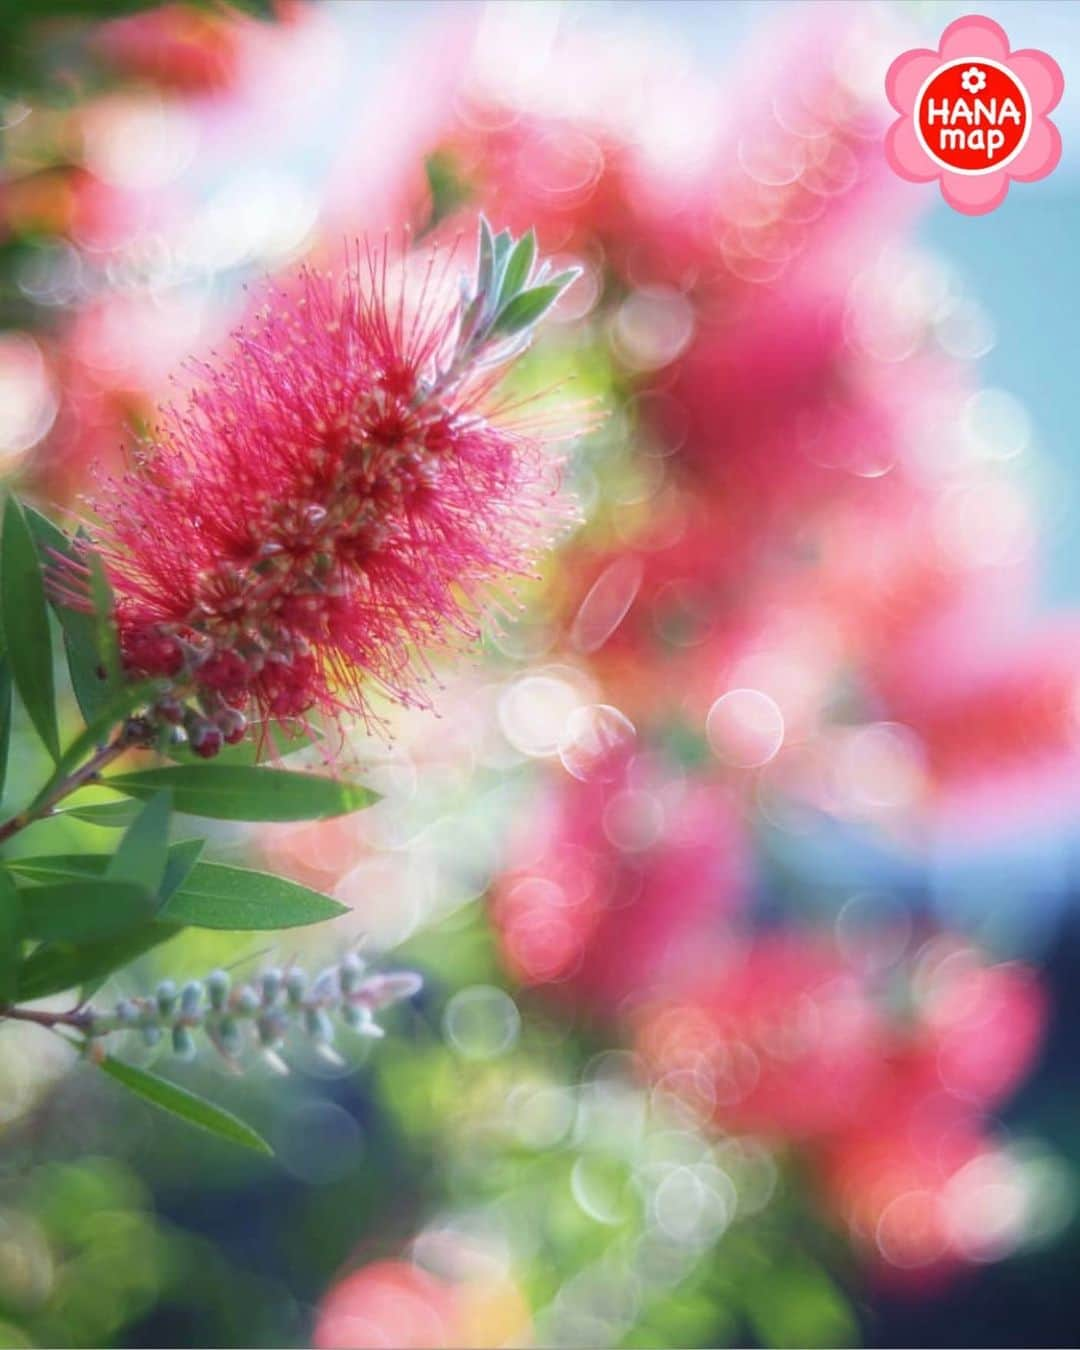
(493, 757), (748, 1019)
(634, 934), (887, 1139)
(314, 1257), (531, 1350)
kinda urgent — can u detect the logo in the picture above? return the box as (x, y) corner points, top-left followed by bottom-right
(885, 15), (1063, 215)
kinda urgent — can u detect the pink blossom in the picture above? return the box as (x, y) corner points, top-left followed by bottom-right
(74, 233), (577, 750)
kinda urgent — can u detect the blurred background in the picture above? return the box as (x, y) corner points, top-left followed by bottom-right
(1, 1), (1079, 1346)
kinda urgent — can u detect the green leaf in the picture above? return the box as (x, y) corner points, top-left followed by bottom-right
(7, 838), (196, 887)
(498, 229), (537, 307)
(56, 798), (142, 828)
(24, 506), (110, 724)
(21, 879), (154, 943)
(99, 1057), (272, 1156)
(5, 846), (335, 931)
(491, 281), (566, 339)
(16, 922), (181, 1002)
(0, 657), (11, 805)
(492, 228), (513, 271)
(159, 837), (204, 905)
(476, 215), (496, 299)
(1, 496), (59, 759)
(5, 853), (111, 882)
(104, 764), (379, 822)
(159, 861), (347, 930)
(87, 550), (121, 689)
(105, 790), (171, 895)
(0, 869), (20, 1003)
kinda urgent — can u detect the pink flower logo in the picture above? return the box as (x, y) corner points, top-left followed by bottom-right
(885, 14), (1063, 215)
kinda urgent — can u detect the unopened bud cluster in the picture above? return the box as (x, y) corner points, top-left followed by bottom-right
(87, 955), (422, 1072)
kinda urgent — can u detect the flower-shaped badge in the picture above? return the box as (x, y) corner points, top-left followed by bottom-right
(885, 14), (1063, 215)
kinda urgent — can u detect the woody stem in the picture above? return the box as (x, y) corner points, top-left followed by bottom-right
(0, 729), (135, 848)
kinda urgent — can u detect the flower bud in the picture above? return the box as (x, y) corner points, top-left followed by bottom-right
(304, 1007), (334, 1044)
(339, 952), (364, 994)
(179, 980), (203, 1020)
(156, 979), (177, 1018)
(218, 1016), (243, 1057)
(285, 966), (307, 1006)
(216, 706), (247, 745)
(172, 1026), (197, 1061)
(343, 1004), (384, 1038)
(188, 718), (224, 759)
(206, 969), (230, 1011)
(360, 971), (424, 1009)
(236, 985), (260, 1015)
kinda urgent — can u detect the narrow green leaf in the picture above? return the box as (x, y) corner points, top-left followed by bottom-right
(105, 790), (171, 895)
(0, 869), (20, 1003)
(159, 861), (347, 930)
(87, 550), (122, 690)
(159, 837), (205, 905)
(105, 764), (379, 822)
(24, 506), (109, 723)
(56, 798), (142, 829)
(5, 853), (112, 882)
(21, 879), (154, 943)
(492, 228), (513, 270)
(477, 215), (495, 299)
(491, 282), (565, 339)
(1, 496), (59, 759)
(0, 657), (11, 805)
(99, 1057), (272, 1156)
(16, 922), (181, 1002)
(498, 229), (537, 308)
(7, 839), (198, 886)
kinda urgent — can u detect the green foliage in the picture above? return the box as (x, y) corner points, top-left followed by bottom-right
(1, 495), (60, 760)
(0, 495), (391, 1156)
(99, 1057), (273, 1157)
(0, 657), (11, 804)
(0, 866), (18, 1002)
(15, 923), (182, 1002)
(466, 218), (580, 356)
(25, 506), (118, 723)
(7, 846), (347, 931)
(105, 790), (172, 895)
(105, 763), (379, 821)
(157, 861), (348, 930)
(21, 880), (154, 943)
(56, 798), (142, 828)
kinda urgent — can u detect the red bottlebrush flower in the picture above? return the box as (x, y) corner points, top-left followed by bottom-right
(73, 225), (580, 747)
(633, 934), (887, 1140)
(492, 756), (749, 1020)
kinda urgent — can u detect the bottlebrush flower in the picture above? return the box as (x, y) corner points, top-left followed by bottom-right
(492, 757), (749, 1019)
(633, 934), (887, 1139)
(65, 223), (579, 754)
